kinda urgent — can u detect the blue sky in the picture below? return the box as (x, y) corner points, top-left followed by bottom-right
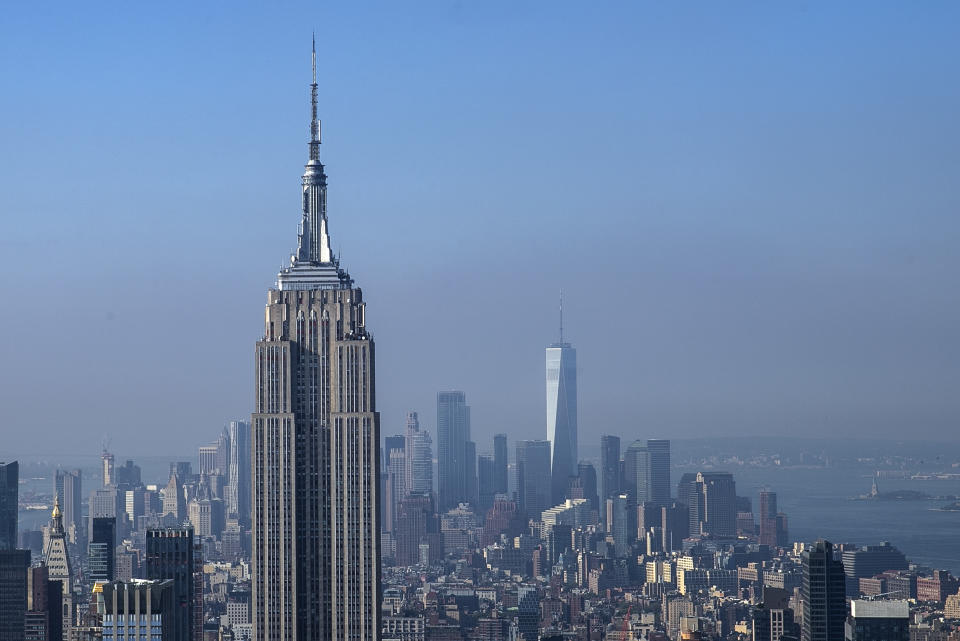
(1, 2), (959, 457)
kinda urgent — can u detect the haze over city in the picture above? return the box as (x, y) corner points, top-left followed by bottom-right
(2, 2), (958, 455)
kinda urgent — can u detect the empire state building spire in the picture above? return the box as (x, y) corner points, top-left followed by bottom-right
(309, 33), (321, 162)
(282, 36), (349, 291)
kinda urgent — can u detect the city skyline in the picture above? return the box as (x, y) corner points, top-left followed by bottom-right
(3, 5), (960, 641)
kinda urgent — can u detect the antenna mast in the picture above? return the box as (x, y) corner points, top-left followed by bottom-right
(309, 33), (321, 161)
(559, 290), (564, 344)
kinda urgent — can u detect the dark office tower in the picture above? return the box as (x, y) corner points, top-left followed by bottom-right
(493, 434), (508, 496)
(659, 501), (690, 552)
(478, 455), (496, 513)
(697, 472), (737, 538)
(599, 435), (621, 506)
(226, 420), (250, 526)
(841, 542), (908, 597)
(546, 307), (577, 505)
(146, 528), (196, 641)
(115, 460), (141, 490)
(53, 469), (82, 544)
(395, 493), (440, 567)
(0, 462), (17, 551)
(251, 42), (380, 641)
(845, 600), (909, 641)
(623, 441), (650, 504)
(775, 514), (789, 547)
(646, 439), (671, 506)
(758, 491), (777, 547)
(516, 440), (552, 521)
(577, 462), (599, 514)
(437, 391), (471, 512)
(607, 494), (631, 557)
(677, 472), (702, 536)
(26, 564), (62, 641)
(802, 540), (847, 641)
(752, 605), (796, 641)
(88, 517), (116, 582)
(0, 549), (29, 641)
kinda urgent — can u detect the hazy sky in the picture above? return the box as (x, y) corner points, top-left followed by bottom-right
(2, 2), (959, 459)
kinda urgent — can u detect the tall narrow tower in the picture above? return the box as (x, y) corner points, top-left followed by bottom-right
(43, 497), (73, 641)
(252, 39), (380, 641)
(546, 295), (577, 505)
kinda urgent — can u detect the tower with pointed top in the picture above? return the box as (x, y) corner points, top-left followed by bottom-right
(252, 40), (380, 641)
(44, 496), (74, 641)
(546, 296), (577, 505)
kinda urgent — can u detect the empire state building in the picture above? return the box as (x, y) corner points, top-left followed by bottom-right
(252, 41), (380, 641)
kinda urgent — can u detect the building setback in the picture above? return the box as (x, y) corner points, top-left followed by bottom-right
(251, 40), (380, 641)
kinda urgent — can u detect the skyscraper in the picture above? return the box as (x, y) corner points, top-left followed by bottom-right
(102, 450), (115, 487)
(516, 440), (552, 521)
(478, 455), (496, 512)
(0, 462), (17, 552)
(493, 434), (508, 496)
(54, 469), (82, 544)
(225, 420), (250, 526)
(437, 391), (471, 512)
(623, 441), (650, 504)
(802, 540), (847, 641)
(197, 445), (218, 476)
(646, 439), (671, 506)
(162, 474), (186, 523)
(89, 517), (116, 583)
(576, 461), (599, 514)
(404, 412), (433, 496)
(622, 439), (670, 509)
(385, 438), (406, 533)
(251, 41), (380, 641)
(43, 498), (73, 641)
(546, 304), (577, 505)
(0, 549), (30, 641)
(696, 472), (737, 538)
(599, 436), (620, 528)
(146, 528), (197, 641)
